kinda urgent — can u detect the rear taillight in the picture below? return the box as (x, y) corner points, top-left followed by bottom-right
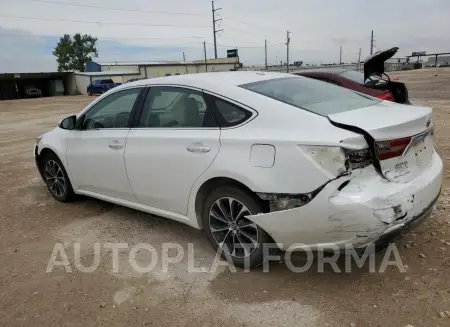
(377, 91), (395, 102)
(376, 137), (412, 160)
(345, 148), (372, 169)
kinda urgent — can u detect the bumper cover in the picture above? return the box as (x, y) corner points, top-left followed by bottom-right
(248, 151), (443, 250)
(372, 192), (438, 251)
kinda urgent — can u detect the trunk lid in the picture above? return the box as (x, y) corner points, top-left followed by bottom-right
(329, 102), (434, 183)
(364, 47), (399, 80)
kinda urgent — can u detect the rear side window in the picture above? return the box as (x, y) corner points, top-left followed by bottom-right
(213, 98), (252, 127)
(240, 77), (380, 116)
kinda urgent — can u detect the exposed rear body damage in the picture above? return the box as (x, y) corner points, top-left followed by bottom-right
(247, 101), (441, 250)
(248, 152), (442, 250)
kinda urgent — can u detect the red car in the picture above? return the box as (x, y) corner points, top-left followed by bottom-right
(294, 47), (410, 104)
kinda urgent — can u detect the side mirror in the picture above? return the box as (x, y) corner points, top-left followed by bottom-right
(196, 100), (203, 110)
(59, 115), (76, 130)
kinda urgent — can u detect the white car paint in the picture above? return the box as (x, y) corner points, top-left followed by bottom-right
(35, 71), (443, 251)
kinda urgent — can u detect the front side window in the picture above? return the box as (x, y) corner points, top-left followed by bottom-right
(138, 87), (216, 128)
(241, 76), (380, 116)
(81, 88), (140, 130)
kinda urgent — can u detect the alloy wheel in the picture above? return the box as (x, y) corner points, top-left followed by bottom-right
(209, 197), (259, 258)
(44, 160), (66, 198)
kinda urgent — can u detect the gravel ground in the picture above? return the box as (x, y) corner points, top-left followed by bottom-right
(1, 69), (450, 327)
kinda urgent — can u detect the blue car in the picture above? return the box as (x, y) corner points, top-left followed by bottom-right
(87, 79), (121, 95)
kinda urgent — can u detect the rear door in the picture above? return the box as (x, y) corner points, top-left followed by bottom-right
(124, 86), (221, 215)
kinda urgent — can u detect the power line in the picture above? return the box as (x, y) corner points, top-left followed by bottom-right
(207, 41), (284, 48)
(16, 0), (206, 16)
(0, 33), (204, 41)
(0, 15), (210, 28)
(221, 16), (284, 33)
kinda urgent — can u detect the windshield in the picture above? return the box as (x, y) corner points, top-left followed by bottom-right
(339, 70), (386, 86)
(240, 77), (380, 116)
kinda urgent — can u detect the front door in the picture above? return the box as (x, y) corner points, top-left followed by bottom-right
(66, 87), (143, 201)
(125, 86), (221, 215)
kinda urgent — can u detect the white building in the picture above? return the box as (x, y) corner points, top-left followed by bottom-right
(73, 57), (241, 95)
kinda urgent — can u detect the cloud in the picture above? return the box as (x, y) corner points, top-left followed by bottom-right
(1, 0), (450, 72)
(0, 27), (57, 72)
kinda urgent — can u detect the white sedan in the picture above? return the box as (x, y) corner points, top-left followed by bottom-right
(35, 72), (442, 267)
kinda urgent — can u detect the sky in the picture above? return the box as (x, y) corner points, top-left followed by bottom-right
(1, 0), (450, 73)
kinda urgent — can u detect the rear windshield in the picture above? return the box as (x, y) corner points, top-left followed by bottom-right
(339, 70), (386, 87)
(240, 77), (380, 116)
(101, 79), (114, 84)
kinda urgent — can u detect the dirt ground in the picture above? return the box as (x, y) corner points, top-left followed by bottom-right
(1, 69), (450, 327)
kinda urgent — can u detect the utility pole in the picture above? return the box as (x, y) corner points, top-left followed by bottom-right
(370, 30), (375, 55)
(183, 52), (188, 74)
(339, 45), (342, 64)
(212, 1), (222, 59)
(265, 39), (268, 69)
(203, 41), (208, 72)
(358, 48), (362, 71)
(286, 30), (291, 73)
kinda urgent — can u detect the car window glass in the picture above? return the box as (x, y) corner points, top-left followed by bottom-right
(151, 91), (181, 109)
(138, 87), (215, 128)
(82, 88), (140, 130)
(241, 76), (380, 116)
(339, 70), (385, 86)
(214, 98), (252, 127)
(313, 77), (341, 86)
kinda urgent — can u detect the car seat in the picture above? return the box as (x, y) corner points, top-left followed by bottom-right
(183, 98), (201, 127)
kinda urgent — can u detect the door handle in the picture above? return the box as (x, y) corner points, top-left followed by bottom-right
(109, 143), (124, 150)
(187, 143), (210, 153)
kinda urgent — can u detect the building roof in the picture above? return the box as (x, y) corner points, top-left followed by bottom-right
(0, 71), (72, 80)
(74, 70), (138, 76)
(97, 57), (239, 67)
(99, 61), (195, 66)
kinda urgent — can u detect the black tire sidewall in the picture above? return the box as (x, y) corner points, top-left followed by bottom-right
(202, 186), (271, 268)
(42, 153), (75, 202)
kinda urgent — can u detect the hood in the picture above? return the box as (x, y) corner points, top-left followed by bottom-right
(364, 47), (399, 80)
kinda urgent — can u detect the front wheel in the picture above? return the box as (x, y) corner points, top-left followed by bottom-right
(202, 186), (271, 268)
(41, 153), (75, 202)
(87, 90), (92, 96)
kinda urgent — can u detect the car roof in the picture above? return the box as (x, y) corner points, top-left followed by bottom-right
(122, 71), (295, 91)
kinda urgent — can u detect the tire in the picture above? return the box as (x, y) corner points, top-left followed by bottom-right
(202, 185), (272, 269)
(88, 91), (92, 96)
(41, 152), (75, 202)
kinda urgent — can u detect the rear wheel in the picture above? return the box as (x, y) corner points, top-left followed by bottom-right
(41, 153), (75, 202)
(88, 90), (92, 96)
(202, 186), (271, 268)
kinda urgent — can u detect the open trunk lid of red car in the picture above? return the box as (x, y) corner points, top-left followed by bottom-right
(364, 47), (399, 80)
(329, 101), (434, 183)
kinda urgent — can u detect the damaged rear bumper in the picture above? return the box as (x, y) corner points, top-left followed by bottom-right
(247, 151), (443, 250)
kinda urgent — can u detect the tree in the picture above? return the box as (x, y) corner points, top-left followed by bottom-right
(53, 33), (98, 72)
